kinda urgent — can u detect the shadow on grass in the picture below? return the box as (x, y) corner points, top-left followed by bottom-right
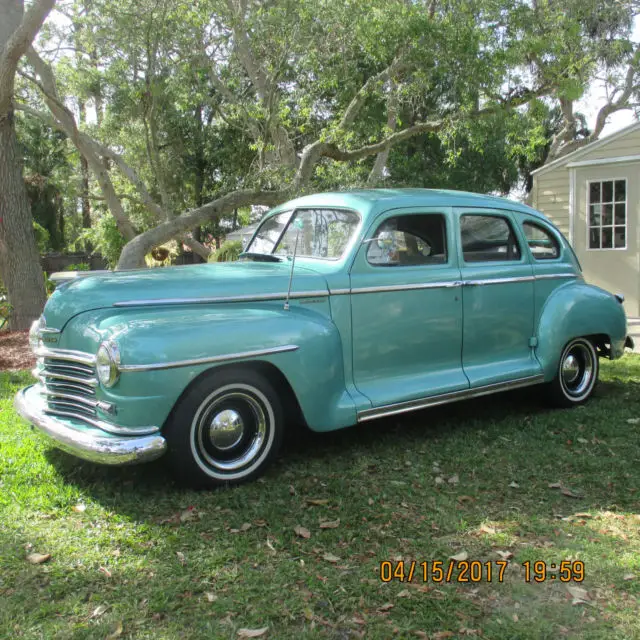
(43, 384), (591, 516)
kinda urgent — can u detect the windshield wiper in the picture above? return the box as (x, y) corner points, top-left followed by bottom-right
(238, 252), (283, 263)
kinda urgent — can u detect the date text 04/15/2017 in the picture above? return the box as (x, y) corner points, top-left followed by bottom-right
(379, 560), (585, 583)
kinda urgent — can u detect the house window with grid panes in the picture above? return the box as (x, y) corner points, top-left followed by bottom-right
(587, 180), (626, 249)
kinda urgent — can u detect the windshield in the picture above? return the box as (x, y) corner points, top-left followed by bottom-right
(247, 208), (360, 260)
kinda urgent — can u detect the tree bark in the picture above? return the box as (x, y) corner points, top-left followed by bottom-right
(0, 0), (54, 329)
(0, 110), (46, 329)
(78, 99), (92, 236)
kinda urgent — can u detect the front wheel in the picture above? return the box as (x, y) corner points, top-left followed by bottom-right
(547, 338), (599, 408)
(164, 368), (284, 487)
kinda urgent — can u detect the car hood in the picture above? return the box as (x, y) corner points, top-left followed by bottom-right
(43, 261), (329, 330)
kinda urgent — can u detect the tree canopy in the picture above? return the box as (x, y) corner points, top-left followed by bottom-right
(12, 0), (640, 270)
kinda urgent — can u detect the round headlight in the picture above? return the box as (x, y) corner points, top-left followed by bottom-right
(96, 341), (120, 388)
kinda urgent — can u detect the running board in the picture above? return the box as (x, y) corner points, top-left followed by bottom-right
(357, 374), (546, 422)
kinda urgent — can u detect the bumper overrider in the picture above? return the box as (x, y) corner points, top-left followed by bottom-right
(14, 385), (166, 465)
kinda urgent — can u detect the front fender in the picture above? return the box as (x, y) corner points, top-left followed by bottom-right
(536, 282), (627, 380)
(61, 303), (355, 431)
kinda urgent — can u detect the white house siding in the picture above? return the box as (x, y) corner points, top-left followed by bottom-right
(574, 163), (640, 317)
(532, 167), (571, 237)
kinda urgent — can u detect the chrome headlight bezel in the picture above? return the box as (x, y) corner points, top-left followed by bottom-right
(96, 341), (121, 388)
(29, 317), (45, 352)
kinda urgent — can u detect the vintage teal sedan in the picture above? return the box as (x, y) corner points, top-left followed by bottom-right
(15, 189), (633, 486)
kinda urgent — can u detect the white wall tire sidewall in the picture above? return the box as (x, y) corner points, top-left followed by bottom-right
(189, 383), (276, 481)
(558, 339), (598, 403)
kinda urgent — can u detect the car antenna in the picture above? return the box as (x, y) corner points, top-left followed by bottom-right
(284, 218), (303, 311)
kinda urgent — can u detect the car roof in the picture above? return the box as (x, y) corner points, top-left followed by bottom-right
(267, 188), (547, 223)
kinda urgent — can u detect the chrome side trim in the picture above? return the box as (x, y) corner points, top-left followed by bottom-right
(357, 374), (545, 422)
(35, 347), (96, 365)
(113, 290), (329, 307)
(463, 276), (535, 286)
(33, 369), (98, 387)
(534, 273), (577, 281)
(349, 281), (462, 295)
(14, 386), (165, 465)
(329, 288), (351, 296)
(119, 344), (300, 373)
(40, 327), (61, 335)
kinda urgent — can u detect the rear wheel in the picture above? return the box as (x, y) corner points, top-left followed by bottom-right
(547, 338), (599, 407)
(164, 368), (284, 487)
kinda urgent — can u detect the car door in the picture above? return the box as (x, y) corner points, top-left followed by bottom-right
(455, 208), (542, 387)
(350, 207), (468, 407)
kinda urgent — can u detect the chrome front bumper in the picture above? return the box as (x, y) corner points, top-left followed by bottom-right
(14, 386), (167, 465)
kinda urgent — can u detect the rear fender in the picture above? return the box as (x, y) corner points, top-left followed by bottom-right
(536, 282), (627, 380)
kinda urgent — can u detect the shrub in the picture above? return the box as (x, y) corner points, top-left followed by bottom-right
(209, 240), (243, 263)
(63, 263), (90, 271)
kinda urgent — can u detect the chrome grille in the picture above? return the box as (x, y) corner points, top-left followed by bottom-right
(34, 350), (99, 420)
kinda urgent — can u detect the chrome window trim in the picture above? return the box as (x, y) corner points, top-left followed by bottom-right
(358, 374), (546, 422)
(119, 344), (300, 373)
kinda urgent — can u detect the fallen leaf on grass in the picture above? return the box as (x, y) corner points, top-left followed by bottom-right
(434, 477), (445, 485)
(457, 495), (475, 504)
(99, 566), (112, 578)
(176, 551), (186, 565)
(237, 627), (268, 638)
(548, 482), (562, 489)
(566, 585), (590, 605)
(106, 622), (123, 639)
(626, 418), (639, 425)
(90, 604), (109, 618)
(623, 573), (636, 581)
(72, 503), (86, 513)
(294, 525), (311, 539)
(450, 551), (469, 562)
(561, 488), (581, 499)
(319, 519), (340, 529)
(577, 437), (589, 444)
(377, 603), (394, 612)
(322, 552), (340, 563)
(179, 507), (200, 523)
(430, 632), (455, 639)
(496, 550), (513, 560)
(306, 499), (329, 506)
(397, 589), (411, 598)
(509, 481), (520, 488)
(448, 474), (459, 486)
(26, 553), (51, 564)
(205, 592), (218, 602)
(479, 524), (496, 535)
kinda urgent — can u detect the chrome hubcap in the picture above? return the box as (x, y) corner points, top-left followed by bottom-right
(562, 354), (580, 384)
(209, 409), (244, 450)
(193, 387), (269, 473)
(560, 342), (595, 397)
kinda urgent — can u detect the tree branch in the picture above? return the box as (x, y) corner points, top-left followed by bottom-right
(0, 0), (55, 113)
(548, 46), (640, 160)
(117, 189), (284, 269)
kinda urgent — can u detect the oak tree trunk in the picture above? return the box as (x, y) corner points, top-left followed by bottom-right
(0, 110), (47, 329)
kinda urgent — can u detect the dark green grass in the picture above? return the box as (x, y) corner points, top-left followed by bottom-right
(1, 357), (639, 639)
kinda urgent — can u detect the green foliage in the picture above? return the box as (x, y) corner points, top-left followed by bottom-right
(63, 263), (90, 271)
(32, 221), (51, 254)
(75, 216), (126, 268)
(209, 240), (242, 263)
(0, 299), (12, 331)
